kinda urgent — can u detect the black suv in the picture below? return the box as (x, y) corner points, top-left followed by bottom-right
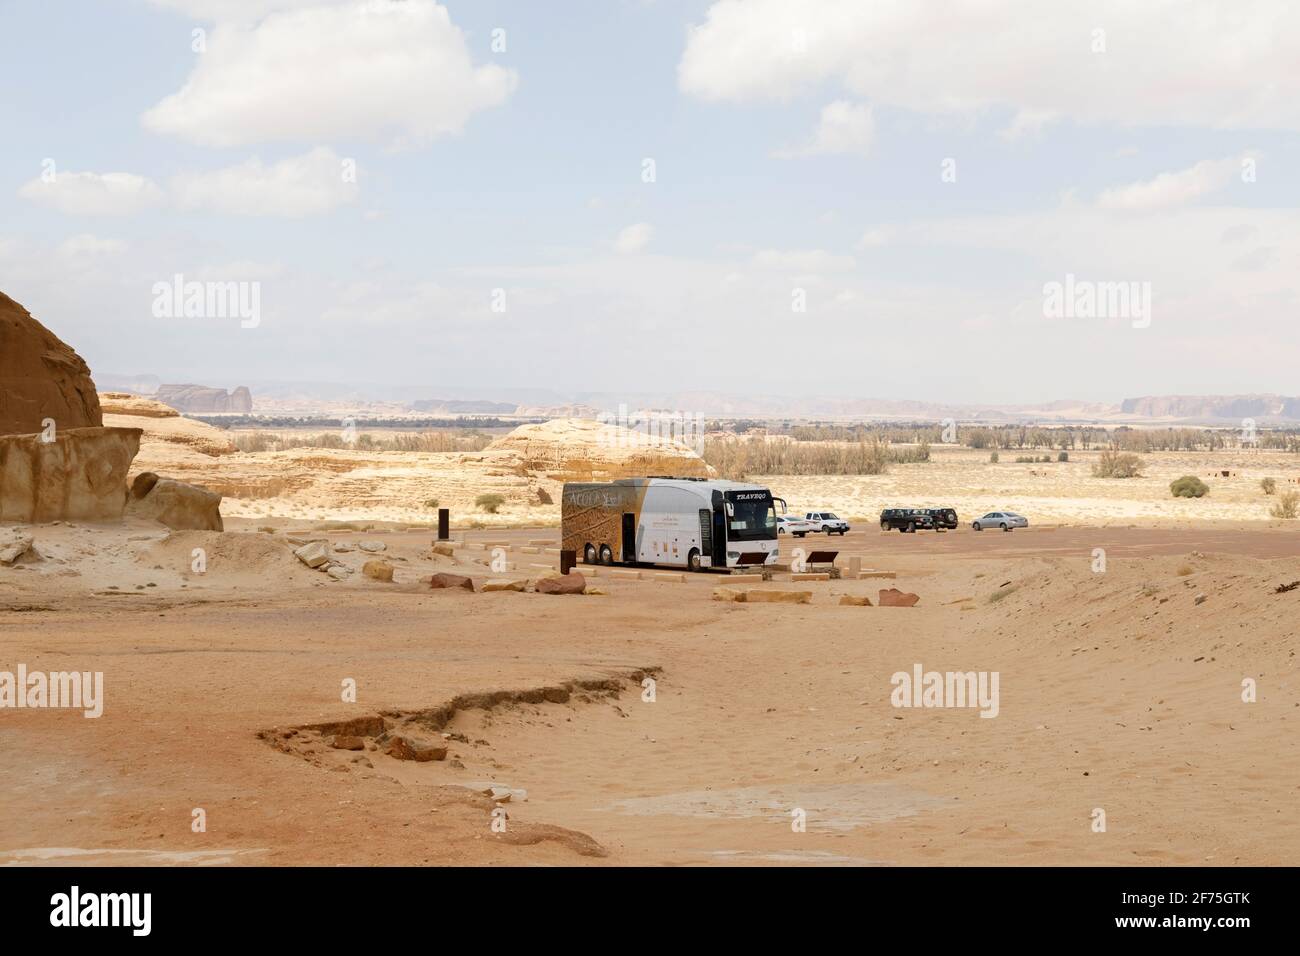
(880, 508), (935, 533)
(924, 508), (958, 531)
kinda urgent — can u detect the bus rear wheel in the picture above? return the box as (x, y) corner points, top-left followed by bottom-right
(599, 544), (613, 565)
(687, 548), (701, 572)
(583, 543), (596, 564)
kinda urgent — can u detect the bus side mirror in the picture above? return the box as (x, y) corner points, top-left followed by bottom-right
(725, 502), (734, 517)
(775, 497), (788, 515)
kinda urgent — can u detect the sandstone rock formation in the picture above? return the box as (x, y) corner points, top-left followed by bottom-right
(155, 384), (253, 414)
(487, 418), (713, 480)
(0, 427), (141, 523)
(0, 290), (102, 434)
(125, 471), (224, 531)
(100, 392), (237, 458)
(535, 572), (586, 595)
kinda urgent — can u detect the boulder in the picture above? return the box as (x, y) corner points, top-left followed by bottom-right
(432, 541), (455, 557)
(126, 472), (223, 531)
(326, 564), (353, 581)
(839, 594), (874, 606)
(712, 586), (746, 603)
(362, 560), (394, 582)
(745, 589), (812, 604)
(0, 427), (141, 523)
(536, 572), (586, 595)
(0, 535), (37, 566)
(429, 572), (474, 591)
(879, 587), (920, 607)
(330, 735), (365, 751)
(385, 735), (448, 762)
(482, 579), (526, 592)
(293, 541), (331, 569)
(358, 540), (386, 553)
(0, 290), (102, 435)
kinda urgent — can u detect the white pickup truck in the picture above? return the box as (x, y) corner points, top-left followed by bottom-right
(805, 511), (851, 535)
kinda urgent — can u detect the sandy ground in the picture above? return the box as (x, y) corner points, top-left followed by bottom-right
(2, 519), (1297, 866)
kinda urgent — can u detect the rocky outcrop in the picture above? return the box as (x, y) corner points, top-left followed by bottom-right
(100, 391), (236, 458)
(125, 471), (224, 531)
(1120, 394), (1300, 420)
(0, 427), (142, 523)
(155, 384), (253, 414)
(487, 418), (713, 480)
(98, 392), (179, 418)
(0, 290), (102, 435)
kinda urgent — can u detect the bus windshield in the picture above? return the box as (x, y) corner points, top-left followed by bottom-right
(725, 492), (777, 540)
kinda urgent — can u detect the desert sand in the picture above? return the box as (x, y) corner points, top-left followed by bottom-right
(2, 517), (1297, 866)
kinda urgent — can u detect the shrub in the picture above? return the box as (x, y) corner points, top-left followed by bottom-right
(1057, 451), (1069, 462)
(1170, 475), (1209, 498)
(475, 493), (505, 514)
(1261, 477), (1277, 495)
(989, 450), (999, 463)
(423, 498), (440, 509)
(1093, 449), (1144, 478)
(987, 584), (1018, 604)
(1270, 490), (1299, 520)
(535, 487), (553, 505)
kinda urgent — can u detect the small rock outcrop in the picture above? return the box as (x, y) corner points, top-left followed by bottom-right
(125, 471), (224, 531)
(0, 427), (142, 523)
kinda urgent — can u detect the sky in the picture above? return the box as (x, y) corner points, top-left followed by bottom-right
(1, 0), (1298, 405)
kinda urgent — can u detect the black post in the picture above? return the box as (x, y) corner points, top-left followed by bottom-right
(560, 549), (576, 575)
(437, 508), (450, 541)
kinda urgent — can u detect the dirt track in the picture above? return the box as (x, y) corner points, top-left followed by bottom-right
(1, 522), (1297, 866)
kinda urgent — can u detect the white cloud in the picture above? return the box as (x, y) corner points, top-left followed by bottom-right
(57, 234), (127, 257)
(1097, 157), (1243, 212)
(614, 222), (654, 254)
(18, 171), (165, 216)
(171, 147), (358, 216)
(775, 100), (873, 158)
(147, 0), (342, 20)
(142, 1), (517, 148)
(752, 248), (855, 273)
(680, 1), (1300, 130)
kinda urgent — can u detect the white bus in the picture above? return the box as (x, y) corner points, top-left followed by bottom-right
(561, 477), (781, 572)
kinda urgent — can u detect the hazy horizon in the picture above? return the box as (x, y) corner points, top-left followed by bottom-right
(4, 0), (1298, 404)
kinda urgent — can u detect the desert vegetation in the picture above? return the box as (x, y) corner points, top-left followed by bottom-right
(233, 430), (493, 454)
(1170, 475), (1209, 498)
(1092, 450), (1145, 478)
(475, 493), (506, 514)
(1269, 490), (1299, 520)
(701, 436), (927, 479)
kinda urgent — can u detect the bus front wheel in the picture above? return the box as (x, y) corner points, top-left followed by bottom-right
(687, 548), (701, 572)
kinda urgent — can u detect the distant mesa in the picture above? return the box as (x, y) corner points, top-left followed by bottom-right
(1120, 394), (1300, 421)
(156, 383), (253, 414)
(0, 289), (102, 434)
(487, 418), (713, 480)
(408, 398), (518, 415)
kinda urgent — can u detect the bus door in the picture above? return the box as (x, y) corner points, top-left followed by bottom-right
(621, 512), (637, 563)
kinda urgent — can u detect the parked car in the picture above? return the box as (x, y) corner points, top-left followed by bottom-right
(972, 511), (1029, 531)
(777, 515), (814, 537)
(924, 507), (959, 531)
(880, 508), (935, 533)
(804, 511), (851, 535)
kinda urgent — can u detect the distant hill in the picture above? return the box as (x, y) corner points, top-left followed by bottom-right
(1119, 394), (1300, 421)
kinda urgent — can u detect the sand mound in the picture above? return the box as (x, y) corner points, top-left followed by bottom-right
(0, 289), (101, 435)
(487, 418), (713, 480)
(137, 531), (312, 579)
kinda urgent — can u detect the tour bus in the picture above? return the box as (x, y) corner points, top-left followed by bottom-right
(561, 477), (781, 572)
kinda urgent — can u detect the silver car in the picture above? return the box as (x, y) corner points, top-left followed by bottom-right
(972, 511), (1028, 531)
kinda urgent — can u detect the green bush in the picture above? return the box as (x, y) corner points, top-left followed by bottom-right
(475, 493), (505, 514)
(1170, 475), (1209, 498)
(1058, 451), (1069, 462)
(989, 450), (999, 463)
(1261, 477), (1277, 495)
